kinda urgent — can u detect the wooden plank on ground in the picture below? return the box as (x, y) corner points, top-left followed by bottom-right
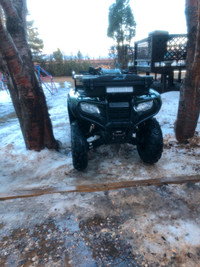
(0, 175), (200, 201)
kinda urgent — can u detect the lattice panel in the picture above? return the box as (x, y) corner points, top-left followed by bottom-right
(135, 34), (187, 62)
(164, 35), (187, 61)
(152, 37), (169, 61)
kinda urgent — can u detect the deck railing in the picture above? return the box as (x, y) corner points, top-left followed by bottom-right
(133, 31), (187, 74)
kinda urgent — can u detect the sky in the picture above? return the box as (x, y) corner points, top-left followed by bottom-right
(26, 0), (187, 58)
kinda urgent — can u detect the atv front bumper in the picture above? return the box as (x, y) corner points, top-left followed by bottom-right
(67, 88), (162, 132)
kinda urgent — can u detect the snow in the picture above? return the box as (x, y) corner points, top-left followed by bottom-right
(0, 84), (200, 195)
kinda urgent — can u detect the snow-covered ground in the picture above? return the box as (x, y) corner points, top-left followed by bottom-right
(0, 83), (200, 195)
(0, 82), (200, 266)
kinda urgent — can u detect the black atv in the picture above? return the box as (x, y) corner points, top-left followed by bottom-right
(67, 67), (163, 171)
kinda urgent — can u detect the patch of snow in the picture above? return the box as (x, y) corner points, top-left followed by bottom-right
(165, 220), (200, 246)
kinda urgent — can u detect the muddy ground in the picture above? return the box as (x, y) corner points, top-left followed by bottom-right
(0, 180), (200, 267)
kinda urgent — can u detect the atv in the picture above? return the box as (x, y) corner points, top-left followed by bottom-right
(67, 67), (163, 171)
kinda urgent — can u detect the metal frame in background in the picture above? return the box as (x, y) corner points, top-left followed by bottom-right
(34, 65), (57, 94)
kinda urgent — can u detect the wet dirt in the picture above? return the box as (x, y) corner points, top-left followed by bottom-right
(0, 182), (200, 266)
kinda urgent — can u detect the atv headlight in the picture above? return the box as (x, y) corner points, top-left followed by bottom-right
(80, 103), (100, 115)
(134, 100), (153, 112)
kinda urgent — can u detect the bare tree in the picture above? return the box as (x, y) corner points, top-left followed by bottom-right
(0, 0), (58, 151)
(175, 0), (200, 142)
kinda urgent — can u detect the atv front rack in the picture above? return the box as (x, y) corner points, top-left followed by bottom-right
(74, 73), (153, 97)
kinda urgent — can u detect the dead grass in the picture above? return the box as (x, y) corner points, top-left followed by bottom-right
(53, 76), (74, 84)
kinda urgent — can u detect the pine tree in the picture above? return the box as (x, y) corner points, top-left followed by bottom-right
(107, 0), (136, 69)
(27, 20), (44, 62)
(52, 48), (64, 76)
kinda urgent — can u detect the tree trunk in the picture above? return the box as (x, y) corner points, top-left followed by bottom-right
(175, 0), (200, 142)
(117, 44), (128, 69)
(0, 0), (58, 151)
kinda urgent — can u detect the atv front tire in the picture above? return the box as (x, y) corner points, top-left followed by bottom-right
(71, 121), (88, 171)
(136, 118), (163, 164)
